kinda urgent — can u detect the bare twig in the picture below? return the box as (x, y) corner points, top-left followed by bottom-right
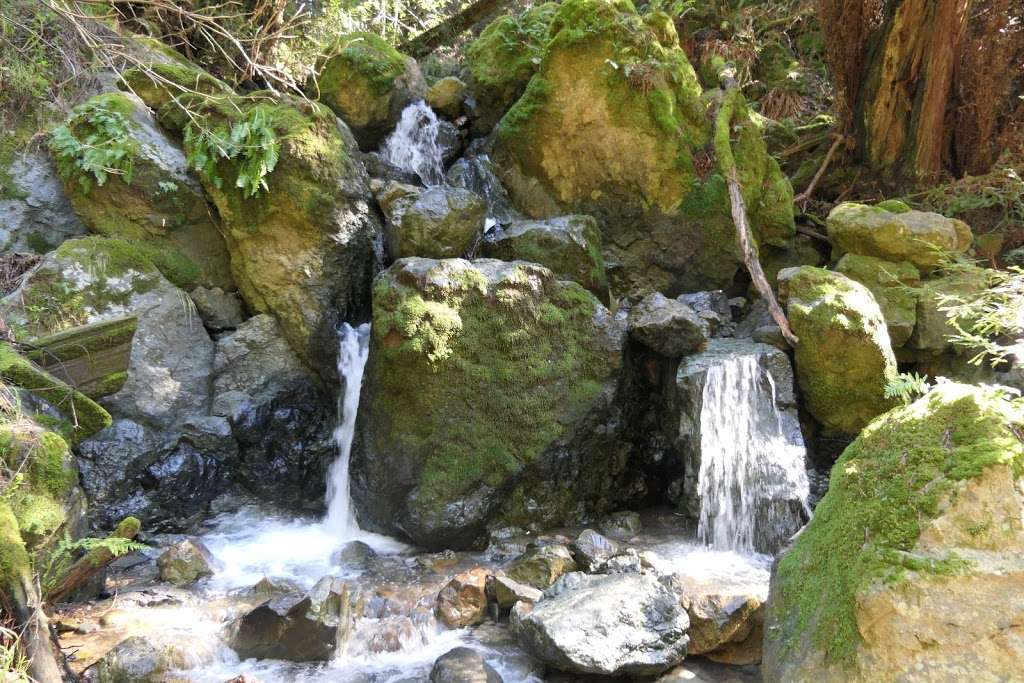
(794, 133), (849, 210)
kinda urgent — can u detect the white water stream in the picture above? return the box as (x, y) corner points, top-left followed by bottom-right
(696, 353), (810, 554)
(379, 101), (445, 186)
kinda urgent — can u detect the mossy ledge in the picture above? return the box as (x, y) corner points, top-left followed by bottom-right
(771, 383), (1024, 670)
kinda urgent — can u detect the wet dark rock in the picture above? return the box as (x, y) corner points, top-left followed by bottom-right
(360, 151), (422, 185)
(570, 529), (619, 572)
(378, 183), (487, 260)
(677, 290), (734, 337)
(446, 154), (521, 225)
(157, 539), (215, 585)
(627, 293), (708, 357)
(331, 540), (377, 567)
(429, 647), (504, 683)
(511, 572), (689, 676)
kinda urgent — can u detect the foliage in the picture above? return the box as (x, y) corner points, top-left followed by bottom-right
(184, 107), (281, 197)
(0, 625), (30, 683)
(936, 262), (1024, 367)
(49, 98), (139, 194)
(37, 532), (146, 595)
(883, 371), (930, 404)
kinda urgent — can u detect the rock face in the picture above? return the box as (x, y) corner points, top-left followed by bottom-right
(317, 33), (426, 149)
(430, 647), (504, 683)
(628, 293), (709, 356)
(465, 3), (559, 134)
(512, 572), (689, 676)
(493, 0), (794, 295)
(230, 577), (355, 662)
(351, 258), (627, 549)
(157, 539), (215, 585)
(51, 92), (233, 290)
(780, 266), (898, 435)
(0, 237), (226, 530)
(165, 92), (381, 382)
(0, 150), (86, 255)
(481, 215), (609, 301)
(211, 314), (335, 509)
(435, 568), (489, 628)
(827, 202), (973, 273)
(380, 184), (487, 259)
(664, 338), (807, 553)
(835, 254), (920, 347)
(765, 383), (1024, 682)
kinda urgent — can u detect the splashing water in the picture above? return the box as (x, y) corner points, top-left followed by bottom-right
(697, 353), (810, 554)
(380, 101), (445, 186)
(325, 322), (370, 534)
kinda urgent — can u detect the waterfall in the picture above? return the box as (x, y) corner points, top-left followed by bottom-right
(380, 101), (445, 186)
(323, 322), (371, 535)
(696, 353), (810, 554)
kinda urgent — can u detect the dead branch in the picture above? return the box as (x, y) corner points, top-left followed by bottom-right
(45, 517), (141, 605)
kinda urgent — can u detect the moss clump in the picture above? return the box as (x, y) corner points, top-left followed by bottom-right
(120, 61), (234, 116)
(774, 383), (1024, 669)
(783, 266), (898, 434)
(323, 33), (407, 96)
(0, 500), (30, 597)
(365, 260), (616, 523)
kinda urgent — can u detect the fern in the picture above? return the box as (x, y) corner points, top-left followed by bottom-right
(184, 107), (281, 198)
(49, 100), (138, 193)
(884, 372), (931, 405)
(37, 533), (147, 595)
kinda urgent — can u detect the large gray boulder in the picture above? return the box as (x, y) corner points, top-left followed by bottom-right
(511, 572), (690, 676)
(664, 338), (808, 554)
(351, 258), (629, 549)
(0, 150), (86, 255)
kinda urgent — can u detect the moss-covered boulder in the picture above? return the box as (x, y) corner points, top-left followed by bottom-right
(316, 33), (426, 150)
(379, 183), (487, 260)
(907, 270), (989, 352)
(827, 203), (974, 273)
(491, 0), (794, 295)
(351, 258), (628, 549)
(163, 92), (382, 381)
(764, 383), (1024, 682)
(779, 266), (898, 435)
(465, 3), (559, 135)
(835, 254), (920, 347)
(50, 92), (233, 290)
(481, 215), (609, 302)
(426, 76), (467, 119)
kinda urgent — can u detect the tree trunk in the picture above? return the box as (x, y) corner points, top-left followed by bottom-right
(399, 0), (512, 59)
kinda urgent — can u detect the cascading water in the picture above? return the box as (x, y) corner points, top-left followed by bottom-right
(380, 101), (445, 186)
(324, 322), (371, 535)
(696, 353), (810, 555)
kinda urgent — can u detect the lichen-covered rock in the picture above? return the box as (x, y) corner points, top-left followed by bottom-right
(351, 258), (627, 549)
(380, 184), (487, 259)
(827, 202), (973, 273)
(51, 92), (233, 291)
(0, 237), (229, 529)
(317, 33), (426, 149)
(166, 93), (382, 381)
(465, 3), (559, 134)
(512, 572), (690, 675)
(835, 254), (920, 347)
(157, 539), (215, 585)
(435, 568), (489, 628)
(492, 0), (794, 295)
(481, 215), (609, 302)
(427, 77), (467, 119)
(507, 545), (578, 590)
(764, 383), (1024, 682)
(779, 266), (898, 435)
(907, 270), (989, 352)
(627, 292), (708, 356)
(211, 314), (335, 510)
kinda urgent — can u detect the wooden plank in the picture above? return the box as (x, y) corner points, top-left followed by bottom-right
(23, 315), (138, 398)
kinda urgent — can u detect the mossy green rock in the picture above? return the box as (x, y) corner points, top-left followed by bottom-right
(426, 76), (467, 119)
(481, 215), (609, 302)
(465, 3), (559, 134)
(166, 93), (381, 380)
(835, 254), (920, 347)
(827, 202), (974, 273)
(507, 545), (578, 589)
(779, 266), (897, 435)
(492, 0), (794, 296)
(53, 92), (233, 290)
(765, 383), (1024, 682)
(380, 184), (486, 259)
(316, 33), (426, 150)
(351, 258), (626, 549)
(907, 270), (990, 352)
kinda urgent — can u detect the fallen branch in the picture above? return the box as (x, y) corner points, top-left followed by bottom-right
(45, 517), (141, 604)
(794, 133), (848, 209)
(713, 76), (799, 347)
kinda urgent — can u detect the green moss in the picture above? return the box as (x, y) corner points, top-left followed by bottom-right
(368, 263), (611, 516)
(120, 61), (234, 115)
(0, 500), (30, 594)
(774, 383), (1024, 670)
(877, 199), (911, 214)
(0, 420), (76, 546)
(322, 33), (407, 96)
(497, 77), (552, 141)
(467, 3), (558, 94)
